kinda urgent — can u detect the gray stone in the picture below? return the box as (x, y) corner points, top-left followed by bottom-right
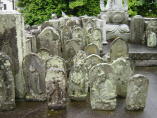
(90, 28), (103, 51)
(37, 48), (51, 62)
(106, 24), (130, 41)
(46, 56), (66, 73)
(147, 31), (157, 48)
(37, 27), (62, 56)
(45, 68), (66, 110)
(68, 51), (87, 100)
(84, 43), (100, 55)
(130, 15), (145, 44)
(84, 54), (105, 89)
(22, 53), (46, 101)
(0, 11), (26, 98)
(0, 53), (15, 111)
(110, 38), (129, 62)
(126, 74), (149, 110)
(26, 33), (37, 53)
(146, 20), (157, 34)
(112, 58), (134, 97)
(89, 63), (116, 110)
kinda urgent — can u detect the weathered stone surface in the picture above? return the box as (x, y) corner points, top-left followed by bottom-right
(147, 31), (157, 48)
(72, 26), (84, 39)
(84, 54), (105, 89)
(46, 56), (66, 73)
(106, 24), (130, 41)
(126, 74), (149, 110)
(90, 28), (103, 51)
(68, 51), (87, 100)
(84, 43), (100, 55)
(146, 20), (157, 34)
(26, 34), (37, 53)
(0, 53), (15, 111)
(63, 39), (82, 61)
(89, 63), (116, 110)
(45, 68), (66, 110)
(130, 15), (145, 44)
(112, 57), (134, 97)
(37, 27), (61, 56)
(110, 38), (129, 61)
(37, 48), (51, 62)
(60, 25), (72, 41)
(22, 53), (46, 101)
(0, 11), (26, 98)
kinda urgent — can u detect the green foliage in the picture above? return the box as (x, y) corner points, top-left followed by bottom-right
(18, 0), (68, 25)
(18, 0), (157, 25)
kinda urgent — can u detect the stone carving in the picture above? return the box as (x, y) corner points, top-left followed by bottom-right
(112, 58), (134, 97)
(60, 25), (72, 42)
(147, 31), (157, 48)
(72, 26), (84, 39)
(84, 54), (105, 89)
(0, 53), (15, 111)
(37, 27), (61, 56)
(26, 33), (37, 53)
(126, 74), (149, 110)
(106, 24), (130, 41)
(84, 43), (100, 55)
(37, 48), (51, 62)
(100, 0), (128, 11)
(22, 53), (46, 101)
(90, 63), (116, 110)
(90, 28), (103, 51)
(46, 56), (66, 73)
(146, 20), (157, 34)
(110, 38), (129, 62)
(68, 51), (87, 100)
(130, 15), (145, 44)
(63, 39), (82, 61)
(46, 68), (66, 110)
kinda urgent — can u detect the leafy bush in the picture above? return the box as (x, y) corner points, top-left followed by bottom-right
(17, 0), (157, 25)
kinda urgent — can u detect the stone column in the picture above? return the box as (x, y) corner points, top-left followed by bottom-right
(0, 11), (26, 98)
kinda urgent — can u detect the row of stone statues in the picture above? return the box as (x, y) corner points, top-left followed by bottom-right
(0, 37), (149, 111)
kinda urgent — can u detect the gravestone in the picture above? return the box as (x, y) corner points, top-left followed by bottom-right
(37, 27), (62, 56)
(0, 53), (15, 111)
(22, 53), (46, 101)
(126, 74), (149, 110)
(68, 51), (87, 100)
(90, 63), (116, 110)
(84, 43), (100, 55)
(72, 26), (84, 39)
(46, 56), (66, 73)
(91, 28), (103, 51)
(46, 68), (66, 110)
(63, 39), (82, 61)
(37, 48), (51, 62)
(0, 11), (26, 98)
(84, 54), (105, 89)
(60, 25), (72, 42)
(110, 38), (129, 61)
(147, 32), (157, 48)
(130, 15), (145, 44)
(112, 57), (134, 97)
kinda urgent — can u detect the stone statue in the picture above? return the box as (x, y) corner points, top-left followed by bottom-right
(100, 0), (128, 11)
(90, 63), (116, 110)
(22, 53), (46, 101)
(0, 53), (15, 111)
(68, 51), (87, 100)
(126, 74), (149, 110)
(46, 68), (66, 110)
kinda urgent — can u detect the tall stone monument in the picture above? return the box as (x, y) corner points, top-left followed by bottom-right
(0, 11), (26, 98)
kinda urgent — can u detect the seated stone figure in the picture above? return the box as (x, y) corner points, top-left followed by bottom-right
(100, 0), (130, 41)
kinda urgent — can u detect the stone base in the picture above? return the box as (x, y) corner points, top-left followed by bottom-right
(48, 104), (66, 110)
(26, 95), (46, 102)
(106, 24), (130, 41)
(69, 95), (87, 101)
